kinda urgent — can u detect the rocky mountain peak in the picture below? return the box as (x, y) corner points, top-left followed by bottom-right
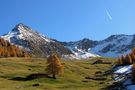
(104, 34), (132, 42)
(1, 23), (135, 59)
(1, 23), (72, 57)
(81, 38), (91, 42)
(11, 23), (29, 34)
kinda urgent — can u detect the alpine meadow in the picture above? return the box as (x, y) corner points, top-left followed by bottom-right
(0, 0), (135, 90)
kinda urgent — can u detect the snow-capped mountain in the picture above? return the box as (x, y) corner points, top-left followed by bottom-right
(62, 38), (99, 59)
(1, 23), (72, 57)
(89, 35), (135, 57)
(64, 35), (135, 58)
(1, 23), (135, 59)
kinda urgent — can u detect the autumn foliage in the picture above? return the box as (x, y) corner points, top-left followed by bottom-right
(45, 54), (63, 79)
(116, 48), (135, 65)
(0, 38), (31, 57)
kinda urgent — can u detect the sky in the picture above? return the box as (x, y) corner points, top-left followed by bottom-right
(0, 0), (135, 41)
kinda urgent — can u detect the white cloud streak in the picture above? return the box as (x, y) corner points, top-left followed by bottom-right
(106, 9), (112, 20)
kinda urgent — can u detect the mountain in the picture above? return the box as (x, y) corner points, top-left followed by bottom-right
(62, 38), (99, 59)
(1, 23), (72, 57)
(1, 23), (135, 59)
(89, 34), (134, 57)
(64, 34), (135, 58)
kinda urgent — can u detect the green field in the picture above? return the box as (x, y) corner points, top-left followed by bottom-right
(0, 57), (116, 90)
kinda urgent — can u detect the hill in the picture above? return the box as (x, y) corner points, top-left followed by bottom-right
(0, 57), (115, 90)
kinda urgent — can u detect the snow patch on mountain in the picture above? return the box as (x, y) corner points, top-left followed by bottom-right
(113, 65), (135, 90)
(64, 44), (99, 60)
(114, 65), (132, 75)
(1, 23), (53, 43)
(1, 23), (73, 58)
(1, 23), (135, 59)
(89, 35), (133, 57)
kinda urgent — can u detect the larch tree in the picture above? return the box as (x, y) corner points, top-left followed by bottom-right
(126, 54), (132, 64)
(121, 55), (126, 65)
(130, 51), (135, 63)
(45, 54), (64, 79)
(117, 55), (122, 65)
(132, 48), (135, 55)
(0, 38), (31, 58)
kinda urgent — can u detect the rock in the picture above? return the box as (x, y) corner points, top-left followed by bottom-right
(15, 86), (21, 89)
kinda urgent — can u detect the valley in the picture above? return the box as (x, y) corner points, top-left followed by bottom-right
(0, 0), (134, 89)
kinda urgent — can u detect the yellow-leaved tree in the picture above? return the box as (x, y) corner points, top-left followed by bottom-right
(117, 55), (122, 65)
(45, 54), (63, 79)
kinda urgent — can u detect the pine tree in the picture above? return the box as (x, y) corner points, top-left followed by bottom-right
(45, 54), (63, 79)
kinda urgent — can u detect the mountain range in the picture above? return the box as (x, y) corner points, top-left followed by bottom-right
(1, 23), (135, 59)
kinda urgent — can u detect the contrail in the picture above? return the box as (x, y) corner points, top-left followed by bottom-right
(106, 9), (112, 20)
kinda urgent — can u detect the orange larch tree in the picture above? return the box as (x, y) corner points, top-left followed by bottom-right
(45, 54), (64, 79)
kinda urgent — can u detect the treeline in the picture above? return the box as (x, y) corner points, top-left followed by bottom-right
(117, 48), (135, 65)
(0, 38), (31, 57)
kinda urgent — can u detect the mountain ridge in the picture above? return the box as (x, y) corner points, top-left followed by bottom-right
(1, 23), (72, 58)
(1, 23), (135, 59)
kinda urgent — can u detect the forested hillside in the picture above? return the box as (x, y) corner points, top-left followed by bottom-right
(0, 38), (30, 57)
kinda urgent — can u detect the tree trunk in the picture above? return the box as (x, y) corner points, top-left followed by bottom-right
(52, 74), (56, 79)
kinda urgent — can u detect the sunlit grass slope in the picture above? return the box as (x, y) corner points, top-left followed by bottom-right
(0, 57), (115, 90)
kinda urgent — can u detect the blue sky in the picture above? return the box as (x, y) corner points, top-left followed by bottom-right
(0, 0), (135, 41)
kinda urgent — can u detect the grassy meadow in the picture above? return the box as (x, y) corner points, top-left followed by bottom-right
(0, 57), (116, 90)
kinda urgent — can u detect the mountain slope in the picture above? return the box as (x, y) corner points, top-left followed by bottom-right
(62, 38), (99, 59)
(1, 23), (72, 57)
(1, 23), (135, 59)
(64, 34), (135, 58)
(89, 35), (134, 57)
